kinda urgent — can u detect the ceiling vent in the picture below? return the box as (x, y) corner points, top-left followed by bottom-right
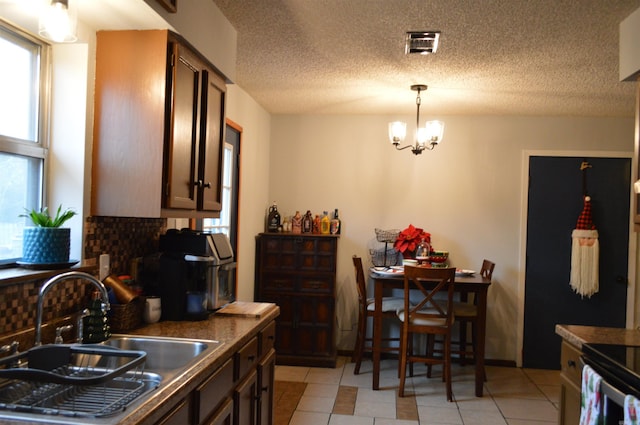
(405, 31), (441, 55)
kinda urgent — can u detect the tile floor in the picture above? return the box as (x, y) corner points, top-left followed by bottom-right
(274, 357), (560, 425)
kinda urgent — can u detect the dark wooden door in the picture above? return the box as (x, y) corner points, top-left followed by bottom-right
(523, 156), (630, 369)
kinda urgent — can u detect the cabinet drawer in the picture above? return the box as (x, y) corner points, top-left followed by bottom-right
(235, 336), (259, 382)
(560, 340), (582, 387)
(261, 274), (296, 291)
(195, 358), (233, 424)
(260, 320), (276, 356)
(299, 275), (334, 293)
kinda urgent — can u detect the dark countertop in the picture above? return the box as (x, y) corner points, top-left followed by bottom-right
(556, 324), (640, 349)
(0, 302), (280, 425)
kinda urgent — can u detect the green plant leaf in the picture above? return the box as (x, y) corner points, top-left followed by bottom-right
(20, 205), (76, 228)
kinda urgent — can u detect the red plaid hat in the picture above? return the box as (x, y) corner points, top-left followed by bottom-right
(576, 196), (596, 230)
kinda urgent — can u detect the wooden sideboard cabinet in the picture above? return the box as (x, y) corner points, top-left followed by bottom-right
(255, 233), (338, 367)
(92, 29), (225, 219)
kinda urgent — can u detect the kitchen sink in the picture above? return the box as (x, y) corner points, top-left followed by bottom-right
(100, 334), (223, 381)
(0, 335), (223, 424)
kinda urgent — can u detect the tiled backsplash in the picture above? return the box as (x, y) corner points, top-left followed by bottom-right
(84, 216), (166, 276)
(0, 275), (92, 344)
(0, 216), (167, 345)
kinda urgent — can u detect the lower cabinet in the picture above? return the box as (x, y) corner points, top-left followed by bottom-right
(257, 349), (275, 425)
(204, 398), (233, 425)
(559, 340), (582, 425)
(155, 320), (275, 425)
(234, 369), (257, 425)
(156, 397), (192, 425)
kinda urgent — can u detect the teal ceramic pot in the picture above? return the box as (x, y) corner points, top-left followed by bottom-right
(22, 227), (70, 264)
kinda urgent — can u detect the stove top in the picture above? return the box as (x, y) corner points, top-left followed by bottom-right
(582, 343), (640, 398)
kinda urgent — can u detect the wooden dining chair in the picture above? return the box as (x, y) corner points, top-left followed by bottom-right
(352, 255), (404, 375)
(452, 259), (495, 374)
(397, 266), (456, 400)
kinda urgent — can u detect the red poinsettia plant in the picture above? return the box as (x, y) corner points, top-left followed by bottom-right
(394, 224), (431, 254)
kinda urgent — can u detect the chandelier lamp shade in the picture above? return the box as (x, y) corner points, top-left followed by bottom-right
(388, 84), (444, 155)
(39, 0), (78, 43)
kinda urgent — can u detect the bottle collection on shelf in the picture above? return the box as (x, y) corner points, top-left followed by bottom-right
(266, 202), (341, 235)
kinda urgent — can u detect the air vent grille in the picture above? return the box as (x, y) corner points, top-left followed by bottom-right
(405, 31), (441, 55)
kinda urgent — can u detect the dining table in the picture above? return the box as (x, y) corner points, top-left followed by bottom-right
(368, 267), (492, 397)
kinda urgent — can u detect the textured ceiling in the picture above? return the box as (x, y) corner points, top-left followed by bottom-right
(212, 0), (640, 117)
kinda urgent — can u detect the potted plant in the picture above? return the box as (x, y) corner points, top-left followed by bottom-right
(20, 205), (76, 265)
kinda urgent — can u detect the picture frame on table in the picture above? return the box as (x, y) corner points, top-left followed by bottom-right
(156, 0), (177, 13)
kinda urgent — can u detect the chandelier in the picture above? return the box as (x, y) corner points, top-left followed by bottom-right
(388, 84), (444, 155)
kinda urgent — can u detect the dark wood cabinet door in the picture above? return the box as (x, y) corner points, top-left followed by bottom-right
(294, 296), (334, 357)
(257, 349), (275, 425)
(234, 369), (257, 425)
(203, 398), (233, 425)
(165, 41), (200, 210)
(198, 69), (225, 212)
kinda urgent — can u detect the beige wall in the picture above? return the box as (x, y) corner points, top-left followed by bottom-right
(225, 86), (272, 302)
(261, 114), (634, 362)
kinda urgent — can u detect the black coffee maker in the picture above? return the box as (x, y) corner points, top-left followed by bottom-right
(157, 229), (236, 321)
(157, 252), (212, 321)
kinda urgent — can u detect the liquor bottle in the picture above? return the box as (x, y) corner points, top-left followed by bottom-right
(313, 215), (321, 234)
(83, 291), (111, 343)
(282, 215), (291, 232)
(330, 209), (341, 234)
(292, 211), (302, 234)
(267, 202), (281, 232)
(302, 210), (313, 233)
(320, 211), (330, 234)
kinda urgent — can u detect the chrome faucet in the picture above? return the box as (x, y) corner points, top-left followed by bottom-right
(35, 271), (110, 346)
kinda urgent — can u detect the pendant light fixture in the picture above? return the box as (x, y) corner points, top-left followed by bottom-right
(39, 0), (77, 43)
(388, 84), (444, 155)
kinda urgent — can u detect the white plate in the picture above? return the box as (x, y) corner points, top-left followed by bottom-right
(371, 266), (404, 276)
(455, 269), (475, 277)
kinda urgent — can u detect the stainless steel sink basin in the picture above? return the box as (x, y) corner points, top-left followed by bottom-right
(101, 335), (221, 379)
(0, 335), (224, 424)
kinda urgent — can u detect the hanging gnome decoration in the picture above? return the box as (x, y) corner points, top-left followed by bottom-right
(569, 195), (599, 298)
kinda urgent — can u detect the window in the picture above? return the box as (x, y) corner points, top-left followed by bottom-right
(202, 122), (240, 254)
(203, 142), (234, 237)
(0, 22), (49, 264)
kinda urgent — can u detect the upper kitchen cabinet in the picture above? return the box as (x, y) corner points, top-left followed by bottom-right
(91, 30), (226, 218)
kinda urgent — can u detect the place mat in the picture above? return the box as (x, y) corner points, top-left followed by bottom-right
(215, 301), (273, 317)
(371, 266), (404, 277)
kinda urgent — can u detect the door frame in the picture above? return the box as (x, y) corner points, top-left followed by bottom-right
(517, 149), (636, 367)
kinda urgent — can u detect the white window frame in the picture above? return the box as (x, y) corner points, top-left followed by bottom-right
(202, 141), (234, 237)
(0, 20), (50, 265)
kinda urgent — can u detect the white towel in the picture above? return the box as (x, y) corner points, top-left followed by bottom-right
(624, 394), (640, 424)
(580, 364), (604, 425)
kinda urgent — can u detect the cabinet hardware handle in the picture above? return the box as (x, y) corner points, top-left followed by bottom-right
(267, 335), (274, 340)
(567, 360), (576, 368)
(248, 355), (255, 362)
(203, 181), (211, 188)
(194, 180), (203, 188)
(261, 386), (269, 393)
